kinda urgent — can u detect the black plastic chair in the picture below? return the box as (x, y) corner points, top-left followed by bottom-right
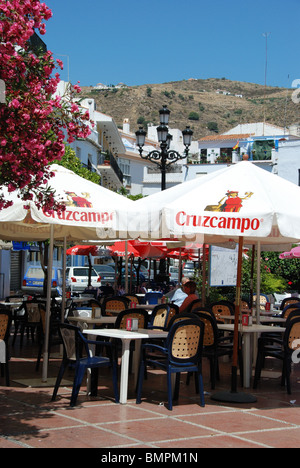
(52, 323), (119, 406)
(36, 304), (62, 371)
(115, 308), (149, 330)
(185, 299), (203, 313)
(280, 302), (300, 318)
(19, 300), (45, 347)
(101, 296), (130, 316)
(253, 316), (300, 394)
(148, 304), (171, 331)
(191, 311), (242, 389)
(0, 308), (12, 386)
(167, 311), (199, 330)
(280, 297), (300, 311)
(136, 318), (205, 410)
(123, 294), (141, 305)
(210, 300), (235, 324)
(7, 296), (26, 346)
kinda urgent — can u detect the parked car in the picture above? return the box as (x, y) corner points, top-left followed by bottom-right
(182, 261), (195, 279)
(169, 266), (179, 283)
(136, 264), (149, 281)
(22, 266), (63, 296)
(121, 265), (146, 285)
(93, 264), (116, 285)
(66, 266), (101, 293)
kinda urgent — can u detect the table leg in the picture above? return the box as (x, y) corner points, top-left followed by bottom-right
(133, 340), (141, 388)
(120, 339), (131, 404)
(242, 333), (252, 388)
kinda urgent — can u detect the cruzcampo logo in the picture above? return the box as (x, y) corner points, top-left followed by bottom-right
(204, 191), (254, 213)
(64, 191), (93, 208)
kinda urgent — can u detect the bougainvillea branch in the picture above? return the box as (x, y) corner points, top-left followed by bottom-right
(0, 0), (91, 212)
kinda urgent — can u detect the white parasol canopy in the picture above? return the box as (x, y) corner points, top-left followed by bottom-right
(0, 164), (135, 242)
(132, 161), (300, 247)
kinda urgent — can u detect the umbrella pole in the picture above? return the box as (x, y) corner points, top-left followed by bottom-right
(201, 244), (207, 306)
(256, 241), (261, 325)
(250, 245), (255, 308)
(231, 236), (243, 392)
(211, 236), (257, 404)
(42, 224), (54, 382)
(125, 241), (128, 293)
(61, 236), (67, 322)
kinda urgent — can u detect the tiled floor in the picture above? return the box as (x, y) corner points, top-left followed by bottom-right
(1, 333), (300, 448)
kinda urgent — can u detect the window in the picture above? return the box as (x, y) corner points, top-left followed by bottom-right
(119, 158), (131, 186)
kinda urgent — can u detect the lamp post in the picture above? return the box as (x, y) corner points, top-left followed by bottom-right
(135, 105), (193, 191)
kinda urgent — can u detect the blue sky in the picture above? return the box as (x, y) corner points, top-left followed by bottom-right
(45, 0), (300, 89)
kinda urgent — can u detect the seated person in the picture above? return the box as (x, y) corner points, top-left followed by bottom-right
(179, 280), (199, 313)
(166, 277), (189, 307)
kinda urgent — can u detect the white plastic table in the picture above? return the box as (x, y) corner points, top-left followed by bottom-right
(68, 315), (116, 328)
(83, 328), (168, 404)
(218, 323), (286, 388)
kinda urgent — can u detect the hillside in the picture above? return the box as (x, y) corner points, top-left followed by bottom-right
(80, 78), (299, 140)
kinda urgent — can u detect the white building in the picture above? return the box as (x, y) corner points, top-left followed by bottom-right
(195, 122), (300, 185)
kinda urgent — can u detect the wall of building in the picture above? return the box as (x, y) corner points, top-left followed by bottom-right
(276, 140), (300, 184)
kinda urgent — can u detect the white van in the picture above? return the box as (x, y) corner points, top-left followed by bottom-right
(66, 266), (101, 293)
(169, 266), (179, 283)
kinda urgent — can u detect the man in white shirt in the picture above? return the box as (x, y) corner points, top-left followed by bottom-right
(165, 277), (189, 307)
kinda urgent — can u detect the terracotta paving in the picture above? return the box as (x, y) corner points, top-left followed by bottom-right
(1, 333), (300, 448)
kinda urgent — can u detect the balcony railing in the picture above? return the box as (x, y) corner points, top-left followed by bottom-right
(98, 152), (123, 184)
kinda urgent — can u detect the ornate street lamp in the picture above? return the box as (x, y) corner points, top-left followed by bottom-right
(135, 105), (193, 190)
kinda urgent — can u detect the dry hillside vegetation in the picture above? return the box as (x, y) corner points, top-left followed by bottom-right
(80, 78), (299, 140)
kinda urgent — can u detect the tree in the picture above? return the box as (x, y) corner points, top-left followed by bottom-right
(0, 1), (91, 213)
(53, 145), (100, 185)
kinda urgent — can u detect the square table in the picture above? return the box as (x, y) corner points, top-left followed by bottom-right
(68, 315), (117, 329)
(218, 323), (286, 388)
(83, 328), (168, 404)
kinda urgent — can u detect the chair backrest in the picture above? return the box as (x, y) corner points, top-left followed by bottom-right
(281, 303), (300, 319)
(149, 304), (170, 330)
(115, 308), (148, 329)
(210, 301), (234, 323)
(167, 318), (204, 365)
(280, 297), (300, 310)
(38, 304), (61, 335)
(0, 310), (11, 342)
(59, 323), (88, 361)
(167, 303), (179, 325)
(25, 301), (42, 323)
(284, 316), (300, 354)
(286, 309), (300, 325)
(87, 299), (102, 317)
(144, 292), (163, 305)
(124, 294), (140, 305)
(235, 300), (250, 310)
(253, 294), (268, 308)
(102, 296), (130, 316)
(185, 299), (202, 313)
(194, 311), (218, 348)
(167, 312), (199, 330)
(192, 306), (215, 320)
